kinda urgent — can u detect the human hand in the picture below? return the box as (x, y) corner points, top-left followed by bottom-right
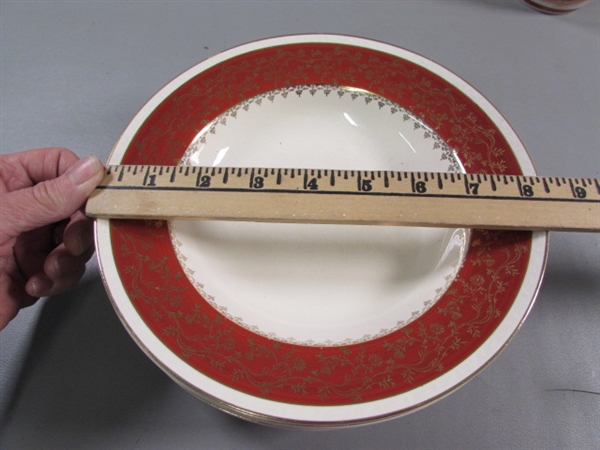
(0, 148), (105, 330)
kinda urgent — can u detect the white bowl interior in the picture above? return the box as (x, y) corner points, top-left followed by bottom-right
(171, 85), (468, 346)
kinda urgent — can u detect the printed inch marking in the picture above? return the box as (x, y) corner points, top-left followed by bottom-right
(357, 172), (373, 192)
(464, 175), (480, 196)
(410, 172), (427, 194)
(516, 177), (534, 197)
(249, 168), (265, 189)
(196, 169), (211, 188)
(143, 166), (157, 187)
(569, 178), (588, 199)
(304, 170), (319, 190)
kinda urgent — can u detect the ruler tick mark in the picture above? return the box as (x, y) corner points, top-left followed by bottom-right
(543, 178), (550, 193)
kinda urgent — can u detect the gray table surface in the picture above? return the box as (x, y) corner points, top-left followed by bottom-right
(1, 1), (598, 449)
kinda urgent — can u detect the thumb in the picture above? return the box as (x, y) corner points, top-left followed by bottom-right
(1, 155), (105, 242)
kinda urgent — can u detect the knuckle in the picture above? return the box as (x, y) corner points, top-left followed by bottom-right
(30, 179), (72, 218)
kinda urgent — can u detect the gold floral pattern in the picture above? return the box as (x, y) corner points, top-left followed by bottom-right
(112, 42), (534, 405)
(122, 44), (514, 172)
(112, 219), (529, 404)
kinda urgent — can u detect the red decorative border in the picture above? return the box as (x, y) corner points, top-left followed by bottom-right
(110, 43), (532, 405)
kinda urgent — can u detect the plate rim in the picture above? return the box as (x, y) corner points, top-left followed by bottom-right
(95, 33), (549, 426)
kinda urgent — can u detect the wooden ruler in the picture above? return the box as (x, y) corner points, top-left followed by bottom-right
(86, 165), (600, 232)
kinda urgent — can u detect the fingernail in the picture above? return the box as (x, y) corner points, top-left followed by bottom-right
(28, 275), (53, 297)
(65, 155), (103, 186)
